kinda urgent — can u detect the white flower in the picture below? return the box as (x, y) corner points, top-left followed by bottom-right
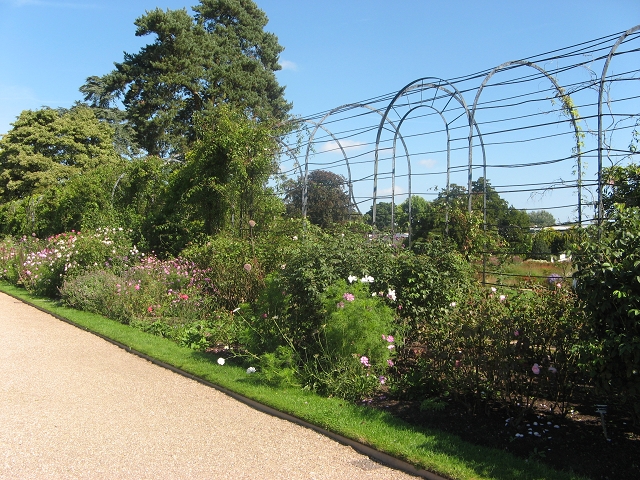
(217, 358), (225, 365)
(246, 367), (256, 374)
(360, 275), (374, 283)
(348, 275), (358, 284)
(387, 289), (396, 301)
(292, 236), (298, 241)
(449, 302), (457, 307)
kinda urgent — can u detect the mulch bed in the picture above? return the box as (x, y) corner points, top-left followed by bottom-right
(366, 394), (639, 480)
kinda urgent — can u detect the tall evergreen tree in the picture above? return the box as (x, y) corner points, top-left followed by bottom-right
(81, 0), (291, 158)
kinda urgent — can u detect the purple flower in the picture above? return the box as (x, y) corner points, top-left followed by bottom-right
(379, 376), (386, 384)
(532, 363), (541, 375)
(547, 273), (562, 286)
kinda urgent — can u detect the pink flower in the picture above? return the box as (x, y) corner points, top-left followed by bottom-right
(379, 376), (386, 384)
(387, 359), (394, 367)
(243, 263), (252, 272)
(385, 335), (395, 343)
(499, 295), (506, 302)
(360, 356), (370, 367)
(135, 284), (140, 291)
(514, 330), (520, 336)
(343, 293), (355, 302)
(147, 306), (153, 312)
(532, 363), (541, 375)
(180, 294), (189, 300)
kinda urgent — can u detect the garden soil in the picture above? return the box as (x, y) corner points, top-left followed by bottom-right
(0, 292), (417, 480)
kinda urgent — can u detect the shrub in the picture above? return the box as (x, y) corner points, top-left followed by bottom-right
(305, 279), (397, 400)
(399, 280), (589, 416)
(572, 204), (640, 422)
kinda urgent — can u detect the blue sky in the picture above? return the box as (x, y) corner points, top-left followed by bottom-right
(2, 0), (637, 133)
(1, 0), (639, 222)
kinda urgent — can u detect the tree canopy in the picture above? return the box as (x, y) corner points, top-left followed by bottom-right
(82, 0), (291, 158)
(528, 210), (557, 227)
(284, 170), (352, 228)
(0, 106), (121, 203)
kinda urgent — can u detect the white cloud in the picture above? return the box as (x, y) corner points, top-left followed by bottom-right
(378, 185), (406, 197)
(279, 60), (297, 71)
(318, 139), (365, 154)
(419, 159), (437, 169)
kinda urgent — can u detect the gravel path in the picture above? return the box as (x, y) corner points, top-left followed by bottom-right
(0, 292), (419, 479)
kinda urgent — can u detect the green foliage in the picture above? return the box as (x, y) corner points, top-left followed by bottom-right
(0, 106), (120, 203)
(0, 106), (125, 237)
(284, 170), (353, 228)
(305, 279), (397, 400)
(393, 239), (475, 336)
(256, 346), (301, 388)
(111, 156), (174, 250)
(180, 233), (263, 310)
(528, 210), (556, 227)
(83, 0), (290, 157)
(572, 204), (640, 421)
(322, 280), (396, 363)
(402, 281), (589, 415)
(602, 162), (640, 213)
(153, 106), (284, 253)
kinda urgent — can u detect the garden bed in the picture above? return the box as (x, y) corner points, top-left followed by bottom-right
(367, 394), (639, 480)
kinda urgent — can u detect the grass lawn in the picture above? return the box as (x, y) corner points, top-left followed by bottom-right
(1, 282), (587, 480)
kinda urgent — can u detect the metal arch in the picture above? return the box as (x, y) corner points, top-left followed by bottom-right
(469, 60), (586, 222)
(300, 103), (411, 219)
(372, 77), (481, 227)
(276, 137), (304, 178)
(302, 119), (363, 215)
(391, 104), (451, 248)
(597, 24), (640, 224)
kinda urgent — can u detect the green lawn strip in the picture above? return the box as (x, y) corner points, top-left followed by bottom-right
(1, 282), (585, 480)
